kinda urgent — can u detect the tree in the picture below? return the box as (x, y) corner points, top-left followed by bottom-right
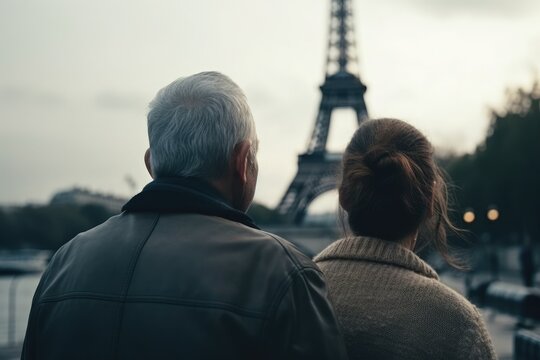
(0, 204), (115, 250)
(445, 82), (540, 243)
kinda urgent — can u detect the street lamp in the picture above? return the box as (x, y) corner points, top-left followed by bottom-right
(487, 207), (500, 222)
(463, 209), (476, 224)
(462, 207), (476, 297)
(486, 205), (500, 281)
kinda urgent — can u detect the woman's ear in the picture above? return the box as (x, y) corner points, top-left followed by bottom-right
(144, 148), (154, 179)
(338, 188), (350, 211)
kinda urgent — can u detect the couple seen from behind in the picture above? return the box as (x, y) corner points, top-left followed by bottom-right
(22, 72), (497, 360)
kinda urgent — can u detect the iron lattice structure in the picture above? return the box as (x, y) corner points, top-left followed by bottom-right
(276, 0), (369, 224)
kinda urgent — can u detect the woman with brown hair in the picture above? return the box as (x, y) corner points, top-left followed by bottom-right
(314, 119), (497, 359)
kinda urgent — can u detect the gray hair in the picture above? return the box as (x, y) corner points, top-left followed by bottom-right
(147, 72), (257, 179)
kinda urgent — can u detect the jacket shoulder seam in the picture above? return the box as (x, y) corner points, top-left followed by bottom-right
(259, 230), (321, 273)
(112, 213), (160, 357)
(261, 266), (321, 339)
(36, 293), (267, 319)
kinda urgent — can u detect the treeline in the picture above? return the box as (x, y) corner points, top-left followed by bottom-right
(0, 204), (114, 250)
(443, 82), (540, 243)
(0, 202), (282, 251)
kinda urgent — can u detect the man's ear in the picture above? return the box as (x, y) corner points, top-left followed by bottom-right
(144, 148), (154, 179)
(232, 140), (252, 184)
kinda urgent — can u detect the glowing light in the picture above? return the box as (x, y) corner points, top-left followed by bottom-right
(487, 208), (500, 221)
(463, 211), (476, 224)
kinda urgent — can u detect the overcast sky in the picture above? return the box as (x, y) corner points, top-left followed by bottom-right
(1, 0), (539, 212)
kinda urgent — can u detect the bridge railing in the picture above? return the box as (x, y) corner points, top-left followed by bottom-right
(0, 272), (42, 353)
(515, 329), (540, 360)
(484, 282), (540, 321)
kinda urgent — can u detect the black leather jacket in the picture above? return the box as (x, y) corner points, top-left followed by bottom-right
(22, 178), (348, 359)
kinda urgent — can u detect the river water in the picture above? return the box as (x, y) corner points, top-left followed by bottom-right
(0, 274), (42, 347)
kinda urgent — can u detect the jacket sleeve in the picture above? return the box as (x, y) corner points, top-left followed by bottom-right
(264, 266), (349, 360)
(21, 269), (48, 360)
(21, 247), (62, 360)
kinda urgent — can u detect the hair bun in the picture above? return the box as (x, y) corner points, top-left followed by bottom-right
(364, 148), (395, 171)
(364, 148), (416, 185)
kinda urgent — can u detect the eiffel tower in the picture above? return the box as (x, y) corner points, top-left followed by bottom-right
(276, 0), (369, 224)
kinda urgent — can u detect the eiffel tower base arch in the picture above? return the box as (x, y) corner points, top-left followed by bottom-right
(276, 154), (342, 224)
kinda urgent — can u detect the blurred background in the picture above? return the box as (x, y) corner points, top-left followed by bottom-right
(1, 0), (540, 359)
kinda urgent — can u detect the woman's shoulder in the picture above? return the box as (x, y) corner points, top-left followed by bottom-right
(422, 278), (496, 358)
(416, 276), (484, 325)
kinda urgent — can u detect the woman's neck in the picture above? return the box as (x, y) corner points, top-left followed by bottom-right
(400, 232), (418, 251)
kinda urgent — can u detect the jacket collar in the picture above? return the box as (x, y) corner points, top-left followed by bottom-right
(314, 236), (438, 280)
(122, 177), (259, 230)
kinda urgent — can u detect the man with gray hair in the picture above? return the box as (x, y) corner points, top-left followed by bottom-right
(23, 72), (347, 359)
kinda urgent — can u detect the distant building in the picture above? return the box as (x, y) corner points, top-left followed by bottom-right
(0, 205), (21, 214)
(50, 188), (127, 213)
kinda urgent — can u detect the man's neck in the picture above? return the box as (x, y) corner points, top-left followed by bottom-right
(208, 178), (233, 207)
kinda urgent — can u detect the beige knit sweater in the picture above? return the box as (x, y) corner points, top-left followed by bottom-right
(314, 237), (497, 360)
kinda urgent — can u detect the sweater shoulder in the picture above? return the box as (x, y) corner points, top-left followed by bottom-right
(424, 278), (481, 319)
(425, 280), (497, 359)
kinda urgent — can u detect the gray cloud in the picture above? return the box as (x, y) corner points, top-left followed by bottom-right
(400, 0), (539, 17)
(94, 92), (146, 110)
(0, 87), (64, 106)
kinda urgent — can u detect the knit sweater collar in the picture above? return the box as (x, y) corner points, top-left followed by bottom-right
(314, 236), (439, 280)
